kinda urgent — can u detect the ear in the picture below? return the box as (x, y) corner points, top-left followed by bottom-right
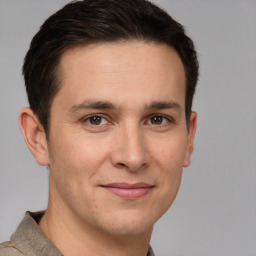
(183, 111), (197, 167)
(19, 107), (50, 166)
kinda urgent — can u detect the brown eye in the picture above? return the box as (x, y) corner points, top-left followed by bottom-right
(82, 115), (109, 130)
(89, 116), (102, 125)
(150, 116), (164, 125)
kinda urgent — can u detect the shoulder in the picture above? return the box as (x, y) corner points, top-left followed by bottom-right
(0, 241), (25, 256)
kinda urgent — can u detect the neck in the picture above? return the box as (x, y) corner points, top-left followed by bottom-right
(39, 190), (152, 256)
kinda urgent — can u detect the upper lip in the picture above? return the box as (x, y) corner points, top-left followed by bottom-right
(101, 182), (154, 189)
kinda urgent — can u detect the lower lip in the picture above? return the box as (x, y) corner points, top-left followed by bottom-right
(103, 187), (153, 199)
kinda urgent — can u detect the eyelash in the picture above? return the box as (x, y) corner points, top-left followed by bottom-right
(82, 114), (109, 126)
(146, 115), (174, 126)
(81, 114), (175, 128)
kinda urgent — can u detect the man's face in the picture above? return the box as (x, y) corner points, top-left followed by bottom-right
(45, 42), (196, 236)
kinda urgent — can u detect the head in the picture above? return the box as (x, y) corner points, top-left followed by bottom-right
(23, 0), (199, 137)
(19, 0), (199, 240)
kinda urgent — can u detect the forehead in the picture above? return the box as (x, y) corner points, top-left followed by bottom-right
(55, 41), (186, 109)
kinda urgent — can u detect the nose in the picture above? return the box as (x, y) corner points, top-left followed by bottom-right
(110, 125), (149, 172)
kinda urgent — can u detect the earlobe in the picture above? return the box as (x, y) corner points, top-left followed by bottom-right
(19, 107), (50, 166)
(183, 111), (197, 167)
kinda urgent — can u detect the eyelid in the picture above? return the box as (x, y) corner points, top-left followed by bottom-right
(82, 114), (112, 126)
(80, 113), (175, 127)
(145, 114), (175, 125)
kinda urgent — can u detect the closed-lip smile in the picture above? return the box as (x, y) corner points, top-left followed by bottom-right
(101, 182), (154, 199)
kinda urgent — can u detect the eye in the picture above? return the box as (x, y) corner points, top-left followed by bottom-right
(150, 116), (165, 125)
(146, 115), (172, 126)
(83, 115), (108, 126)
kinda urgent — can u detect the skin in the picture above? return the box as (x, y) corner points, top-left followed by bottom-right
(19, 41), (197, 256)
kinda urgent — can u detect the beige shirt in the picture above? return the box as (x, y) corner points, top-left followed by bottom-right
(0, 211), (155, 256)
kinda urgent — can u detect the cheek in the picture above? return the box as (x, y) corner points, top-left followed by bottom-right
(158, 145), (184, 192)
(150, 135), (188, 207)
(47, 134), (104, 213)
(152, 133), (188, 170)
(48, 131), (111, 187)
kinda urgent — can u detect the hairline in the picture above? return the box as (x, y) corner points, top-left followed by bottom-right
(44, 39), (190, 138)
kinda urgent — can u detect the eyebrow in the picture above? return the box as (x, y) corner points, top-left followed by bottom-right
(69, 100), (181, 113)
(145, 101), (181, 111)
(69, 100), (116, 113)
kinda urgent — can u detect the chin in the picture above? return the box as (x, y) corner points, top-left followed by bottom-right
(104, 221), (153, 237)
(94, 209), (158, 236)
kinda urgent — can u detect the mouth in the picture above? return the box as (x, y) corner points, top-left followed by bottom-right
(100, 183), (154, 199)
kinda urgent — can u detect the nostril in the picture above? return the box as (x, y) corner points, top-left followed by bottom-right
(141, 162), (148, 168)
(116, 162), (128, 169)
(115, 161), (148, 172)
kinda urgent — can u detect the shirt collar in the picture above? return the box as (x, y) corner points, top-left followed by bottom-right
(11, 211), (155, 256)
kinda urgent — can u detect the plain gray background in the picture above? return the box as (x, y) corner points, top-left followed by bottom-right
(0, 0), (255, 255)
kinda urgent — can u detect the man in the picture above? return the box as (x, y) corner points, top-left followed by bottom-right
(0, 0), (199, 255)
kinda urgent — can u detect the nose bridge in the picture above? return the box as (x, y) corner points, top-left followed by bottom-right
(111, 121), (149, 172)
